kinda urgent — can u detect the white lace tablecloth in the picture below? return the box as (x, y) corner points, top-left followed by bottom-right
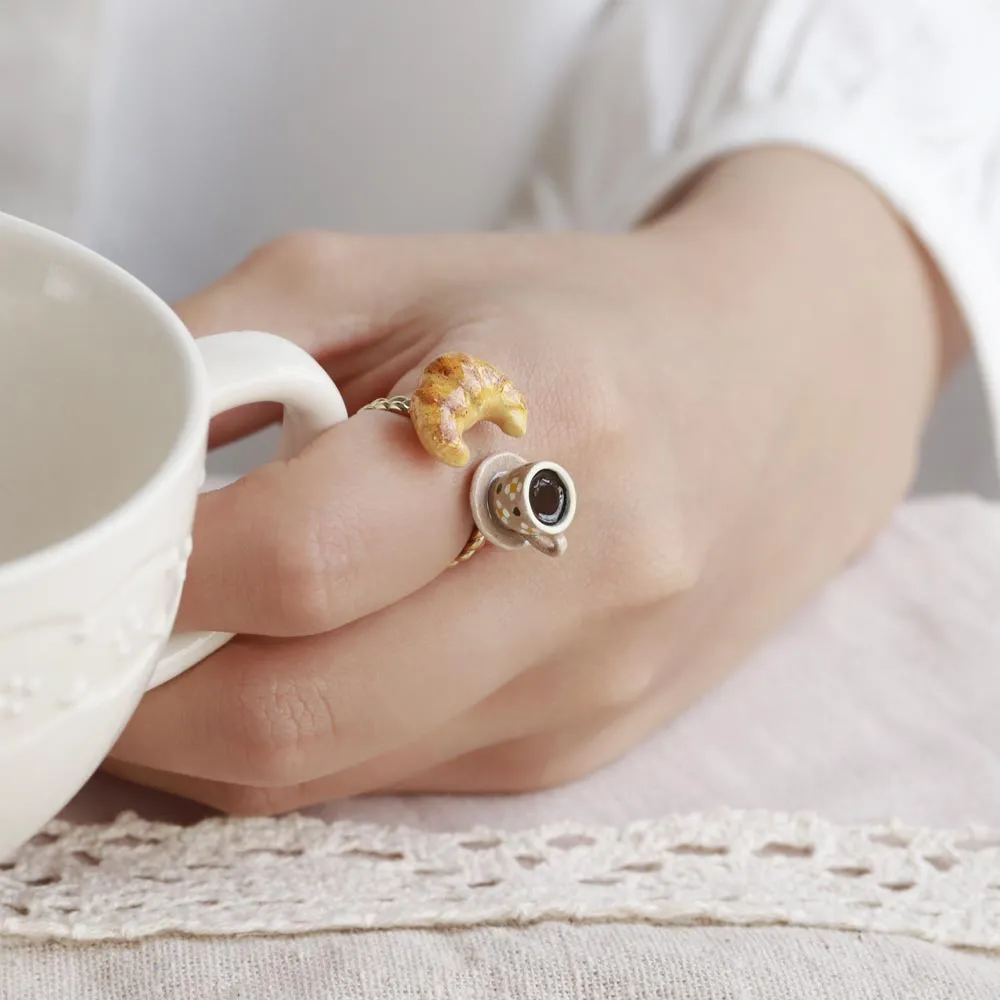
(2, 495), (999, 997)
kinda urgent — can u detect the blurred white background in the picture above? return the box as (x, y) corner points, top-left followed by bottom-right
(3, 0), (996, 497)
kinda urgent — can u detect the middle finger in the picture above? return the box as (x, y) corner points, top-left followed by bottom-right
(112, 546), (581, 786)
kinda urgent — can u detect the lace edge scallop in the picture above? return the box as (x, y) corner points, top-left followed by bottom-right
(1, 808), (998, 946)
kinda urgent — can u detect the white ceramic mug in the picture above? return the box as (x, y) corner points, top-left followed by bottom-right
(0, 212), (348, 857)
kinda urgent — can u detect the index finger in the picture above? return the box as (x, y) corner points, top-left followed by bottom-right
(175, 406), (479, 637)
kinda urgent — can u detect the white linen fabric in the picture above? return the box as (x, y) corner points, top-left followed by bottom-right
(3, 926), (1000, 1000)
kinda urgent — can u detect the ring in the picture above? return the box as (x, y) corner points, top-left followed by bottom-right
(363, 353), (577, 563)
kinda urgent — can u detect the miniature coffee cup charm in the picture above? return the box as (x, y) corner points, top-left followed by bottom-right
(470, 452), (577, 557)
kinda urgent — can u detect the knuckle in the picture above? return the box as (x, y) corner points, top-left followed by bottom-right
(243, 229), (335, 276)
(245, 471), (368, 635)
(267, 525), (336, 636)
(544, 350), (702, 610)
(562, 629), (661, 716)
(219, 700), (299, 790)
(512, 749), (597, 792)
(211, 784), (299, 818)
(595, 439), (704, 609)
(238, 230), (361, 310)
(482, 706), (654, 794)
(287, 502), (368, 634)
(625, 523), (702, 604)
(520, 732), (634, 791)
(218, 666), (338, 788)
(596, 659), (661, 713)
(480, 741), (600, 794)
(550, 345), (632, 458)
(590, 494), (700, 612)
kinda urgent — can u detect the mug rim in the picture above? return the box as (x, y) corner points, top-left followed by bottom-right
(0, 211), (209, 585)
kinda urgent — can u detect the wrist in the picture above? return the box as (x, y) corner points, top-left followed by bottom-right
(647, 146), (968, 387)
(632, 148), (952, 551)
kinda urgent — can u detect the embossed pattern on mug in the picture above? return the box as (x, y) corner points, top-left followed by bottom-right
(0, 535), (191, 728)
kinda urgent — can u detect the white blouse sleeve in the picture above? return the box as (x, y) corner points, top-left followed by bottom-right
(513, 0), (1000, 467)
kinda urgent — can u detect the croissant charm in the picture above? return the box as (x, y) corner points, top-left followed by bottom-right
(409, 353), (528, 467)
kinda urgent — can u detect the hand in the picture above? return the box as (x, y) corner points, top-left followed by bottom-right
(106, 150), (954, 813)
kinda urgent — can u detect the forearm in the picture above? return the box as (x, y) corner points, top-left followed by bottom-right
(657, 147), (969, 382)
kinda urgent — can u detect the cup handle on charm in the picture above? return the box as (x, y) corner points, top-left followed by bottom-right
(146, 331), (348, 690)
(525, 533), (567, 558)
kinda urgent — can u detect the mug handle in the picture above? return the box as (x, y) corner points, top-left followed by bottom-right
(146, 331), (348, 690)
